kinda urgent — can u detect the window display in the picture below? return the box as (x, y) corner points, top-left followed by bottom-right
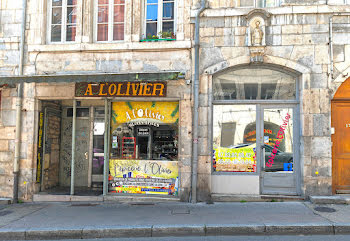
(213, 105), (257, 173)
(109, 101), (179, 195)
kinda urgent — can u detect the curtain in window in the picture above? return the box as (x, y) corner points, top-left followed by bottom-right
(97, 0), (109, 41)
(97, 0), (124, 41)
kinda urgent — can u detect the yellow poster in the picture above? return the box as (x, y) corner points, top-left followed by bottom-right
(111, 101), (179, 128)
(109, 159), (179, 195)
(214, 145), (256, 172)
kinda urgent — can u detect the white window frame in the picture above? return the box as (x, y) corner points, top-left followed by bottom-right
(94, 0), (126, 42)
(143, 0), (177, 39)
(47, 0), (78, 43)
(237, 0), (281, 8)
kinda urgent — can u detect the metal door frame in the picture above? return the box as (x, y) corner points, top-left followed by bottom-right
(258, 104), (301, 195)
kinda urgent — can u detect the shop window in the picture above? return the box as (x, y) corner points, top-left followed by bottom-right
(49, 0), (78, 42)
(213, 68), (296, 100)
(96, 0), (125, 42)
(109, 101), (179, 196)
(213, 105), (257, 173)
(239, 0), (281, 7)
(144, 0), (175, 39)
(212, 67), (297, 173)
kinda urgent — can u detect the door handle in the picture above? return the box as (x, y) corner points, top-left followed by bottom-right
(85, 152), (88, 160)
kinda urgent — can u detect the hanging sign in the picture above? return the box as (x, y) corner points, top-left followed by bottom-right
(36, 112), (44, 183)
(75, 82), (167, 97)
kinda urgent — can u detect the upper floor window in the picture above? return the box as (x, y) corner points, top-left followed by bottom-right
(145, 0), (175, 38)
(239, 0), (281, 7)
(49, 0), (77, 42)
(96, 0), (125, 42)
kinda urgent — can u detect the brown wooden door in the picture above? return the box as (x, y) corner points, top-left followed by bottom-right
(332, 101), (350, 193)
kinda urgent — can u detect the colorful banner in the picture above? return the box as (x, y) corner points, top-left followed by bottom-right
(213, 145), (256, 172)
(109, 159), (179, 195)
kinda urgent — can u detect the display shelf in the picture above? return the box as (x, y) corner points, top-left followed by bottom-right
(122, 137), (136, 159)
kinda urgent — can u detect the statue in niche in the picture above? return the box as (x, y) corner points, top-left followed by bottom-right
(251, 20), (263, 46)
(245, 15), (266, 47)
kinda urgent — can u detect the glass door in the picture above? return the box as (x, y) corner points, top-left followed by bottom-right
(260, 106), (297, 195)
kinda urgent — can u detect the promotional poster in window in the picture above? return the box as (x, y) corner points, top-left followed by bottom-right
(109, 101), (179, 195)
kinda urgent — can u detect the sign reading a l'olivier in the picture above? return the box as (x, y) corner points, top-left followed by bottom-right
(75, 82), (167, 97)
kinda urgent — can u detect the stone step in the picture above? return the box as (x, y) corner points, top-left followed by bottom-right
(309, 195), (350, 204)
(0, 198), (12, 204)
(336, 190), (350, 194)
(33, 194), (180, 203)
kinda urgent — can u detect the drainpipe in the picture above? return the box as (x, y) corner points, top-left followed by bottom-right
(13, 0), (27, 203)
(329, 16), (334, 80)
(191, 0), (206, 204)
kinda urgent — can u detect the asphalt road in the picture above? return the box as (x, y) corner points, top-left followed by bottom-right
(16, 235), (350, 241)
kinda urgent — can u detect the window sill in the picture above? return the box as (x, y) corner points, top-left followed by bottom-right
(28, 40), (191, 53)
(140, 38), (176, 42)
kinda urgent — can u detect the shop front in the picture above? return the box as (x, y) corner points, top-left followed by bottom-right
(211, 66), (302, 196)
(55, 81), (182, 198)
(29, 73), (191, 201)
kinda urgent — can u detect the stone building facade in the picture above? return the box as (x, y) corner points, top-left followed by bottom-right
(1, 0), (350, 202)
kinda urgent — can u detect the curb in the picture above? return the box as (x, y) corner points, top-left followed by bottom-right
(1, 223), (350, 240)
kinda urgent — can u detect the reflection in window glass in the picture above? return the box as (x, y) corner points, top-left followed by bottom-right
(213, 105), (257, 173)
(263, 108), (293, 172)
(145, 0), (175, 38)
(213, 68), (296, 101)
(50, 0), (77, 42)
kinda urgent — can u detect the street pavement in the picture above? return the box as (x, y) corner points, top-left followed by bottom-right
(0, 201), (350, 240)
(16, 235), (350, 241)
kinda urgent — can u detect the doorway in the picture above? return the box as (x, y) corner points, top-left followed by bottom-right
(58, 106), (105, 195)
(332, 78), (350, 194)
(260, 106), (298, 195)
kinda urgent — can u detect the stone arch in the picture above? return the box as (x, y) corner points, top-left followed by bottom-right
(203, 55), (311, 76)
(203, 55), (311, 91)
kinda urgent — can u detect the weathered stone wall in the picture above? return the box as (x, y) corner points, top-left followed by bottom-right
(0, 0), (21, 76)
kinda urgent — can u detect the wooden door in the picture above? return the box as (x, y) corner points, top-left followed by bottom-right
(332, 101), (350, 193)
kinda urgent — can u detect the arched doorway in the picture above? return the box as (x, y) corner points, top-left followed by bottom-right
(332, 78), (350, 194)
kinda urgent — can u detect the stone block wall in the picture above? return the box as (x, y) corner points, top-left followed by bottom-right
(0, 0), (22, 76)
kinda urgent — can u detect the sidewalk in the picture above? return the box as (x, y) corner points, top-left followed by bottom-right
(0, 201), (350, 240)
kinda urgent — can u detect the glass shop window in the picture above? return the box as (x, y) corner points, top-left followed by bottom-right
(213, 105), (257, 173)
(108, 101), (179, 196)
(213, 68), (297, 101)
(110, 101), (178, 161)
